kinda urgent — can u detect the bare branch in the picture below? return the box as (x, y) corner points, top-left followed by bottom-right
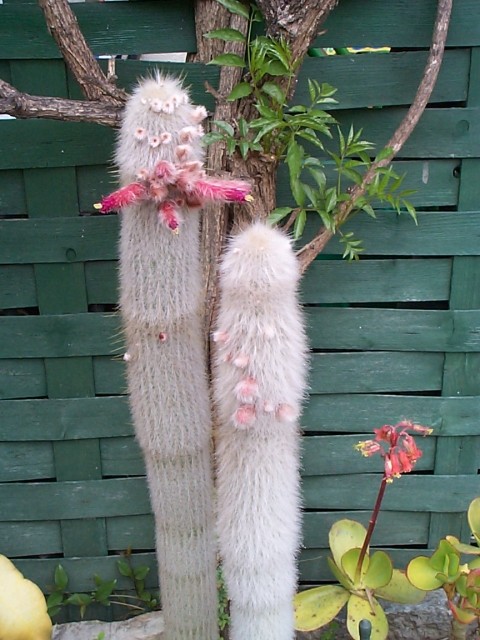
(0, 78), (122, 127)
(38, 0), (127, 104)
(296, 0), (453, 274)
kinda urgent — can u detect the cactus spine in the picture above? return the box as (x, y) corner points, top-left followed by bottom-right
(115, 75), (218, 640)
(213, 222), (308, 640)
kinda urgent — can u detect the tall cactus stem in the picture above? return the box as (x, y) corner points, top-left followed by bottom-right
(114, 74), (220, 640)
(213, 222), (308, 640)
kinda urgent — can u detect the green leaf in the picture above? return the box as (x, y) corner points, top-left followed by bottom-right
(406, 556), (445, 591)
(468, 498), (480, 543)
(341, 547), (368, 587)
(327, 556), (354, 590)
(54, 564), (69, 591)
(329, 520), (367, 570)
(202, 132), (225, 146)
(227, 82), (253, 101)
(261, 82), (286, 105)
(347, 594), (388, 640)
(117, 559), (133, 578)
(293, 209), (307, 239)
(363, 551), (393, 590)
(324, 187), (337, 213)
(266, 60), (289, 76)
(288, 105), (308, 114)
(375, 146), (394, 163)
(66, 593), (93, 607)
(252, 120), (280, 143)
(204, 28), (246, 42)
(294, 585), (349, 632)
(268, 207), (294, 227)
(238, 117), (249, 137)
(94, 579), (117, 603)
(239, 140), (249, 159)
(286, 139), (303, 179)
(214, 0), (250, 19)
(376, 569), (426, 604)
(446, 535), (480, 556)
(212, 120), (234, 136)
(47, 591), (64, 608)
(134, 565), (150, 581)
(208, 53), (245, 67)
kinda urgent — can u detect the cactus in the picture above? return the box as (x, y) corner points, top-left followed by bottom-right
(106, 74), (248, 640)
(213, 222), (308, 640)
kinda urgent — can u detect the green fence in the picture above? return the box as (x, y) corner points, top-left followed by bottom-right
(1, 0), (479, 621)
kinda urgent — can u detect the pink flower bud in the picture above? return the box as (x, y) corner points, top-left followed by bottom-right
(159, 132), (172, 145)
(179, 126), (200, 143)
(191, 105), (208, 124)
(235, 377), (259, 404)
(276, 403), (297, 423)
(193, 178), (251, 203)
(149, 136), (161, 148)
(212, 331), (229, 344)
(123, 352), (132, 362)
(263, 401), (275, 413)
(233, 404), (256, 429)
(175, 145), (193, 162)
(150, 99), (164, 113)
(154, 161), (178, 183)
(158, 200), (182, 232)
(232, 354), (249, 368)
(158, 332), (167, 342)
(100, 182), (147, 213)
(134, 127), (147, 140)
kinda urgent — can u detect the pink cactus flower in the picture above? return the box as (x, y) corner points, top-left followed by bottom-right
(134, 127), (147, 140)
(191, 105), (208, 123)
(154, 161), (178, 183)
(235, 376), (259, 404)
(159, 132), (172, 145)
(193, 178), (251, 203)
(149, 136), (161, 148)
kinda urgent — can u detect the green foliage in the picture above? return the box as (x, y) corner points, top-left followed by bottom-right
(216, 565), (230, 638)
(294, 519), (425, 640)
(407, 497), (480, 628)
(204, 1), (416, 253)
(47, 553), (158, 621)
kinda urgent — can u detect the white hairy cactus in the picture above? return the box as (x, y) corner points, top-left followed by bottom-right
(213, 222), (308, 640)
(114, 74), (218, 640)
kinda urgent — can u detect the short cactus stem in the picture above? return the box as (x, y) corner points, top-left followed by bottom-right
(213, 223), (308, 640)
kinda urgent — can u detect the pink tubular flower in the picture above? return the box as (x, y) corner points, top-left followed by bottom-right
(356, 421), (431, 482)
(154, 160), (178, 183)
(98, 182), (147, 213)
(193, 178), (252, 203)
(158, 200), (182, 233)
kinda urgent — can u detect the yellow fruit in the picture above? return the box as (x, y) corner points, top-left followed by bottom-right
(0, 555), (52, 640)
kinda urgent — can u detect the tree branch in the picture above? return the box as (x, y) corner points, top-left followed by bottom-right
(38, 0), (127, 104)
(296, 0), (453, 274)
(0, 78), (122, 127)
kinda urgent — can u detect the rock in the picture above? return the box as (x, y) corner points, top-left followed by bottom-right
(52, 611), (164, 640)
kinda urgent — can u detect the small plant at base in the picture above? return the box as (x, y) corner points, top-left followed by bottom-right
(217, 565), (231, 638)
(294, 421), (432, 640)
(205, 1), (416, 253)
(406, 497), (480, 640)
(47, 553), (158, 620)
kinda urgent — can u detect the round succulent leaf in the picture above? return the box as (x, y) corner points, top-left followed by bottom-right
(294, 585), (349, 632)
(327, 556), (354, 591)
(468, 498), (480, 544)
(376, 569), (426, 604)
(364, 551), (393, 590)
(430, 539), (459, 576)
(456, 574), (469, 597)
(468, 557), (480, 570)
(347, 593), (388, 640)
(329, 519), (367, 570)
(446, 535), (480, 556)
(407, 556), (445, 591)
(341, 547), (368, 586)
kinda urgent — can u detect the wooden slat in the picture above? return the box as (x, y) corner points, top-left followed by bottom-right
(314, 0), (480, 48)
(301, 258), (452, 304)
(0, 1), (197, 59)
(0, 313), (121, 358)
(0, 442), (54, 481)
(0, 396), (131, 441)
(331, 107), (480, 159)
(302, 511), (430, 548)
(302, 474), (480, 511)
(0, 216), (118, 263)
(301, 434), (435, 476)
(85, 261), (118, 304)
(0, 120), (114, 170)
(93, 356), (127, 395)
(0, 477), (150, 521)
(278, 159), (460, 209)
(15, 552), (158, 594)
(100, 437), (145, 477)
(106, 515), (155, 551)
(307, 308), (480, 352)
(309, 352), (444, 393)
(0, 359), (47, 399)
(296, 49), (469, 110)
(301, 210), (480, 257)
(0, 265), (37, 308)
(0, 521), (62, 558)
(303, 394), (480, 436)
(3, 211), (480, 266)
(0, 170), (27, 216)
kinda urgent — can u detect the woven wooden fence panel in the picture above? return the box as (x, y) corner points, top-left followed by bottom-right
(0, 0), (479, 620)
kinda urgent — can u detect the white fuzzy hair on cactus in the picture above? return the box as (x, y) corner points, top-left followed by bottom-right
(213, 222), (308, 640)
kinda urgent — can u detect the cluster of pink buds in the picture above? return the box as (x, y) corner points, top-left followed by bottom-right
(355, 420), (433, 482)
(95, 159), (252, 234)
